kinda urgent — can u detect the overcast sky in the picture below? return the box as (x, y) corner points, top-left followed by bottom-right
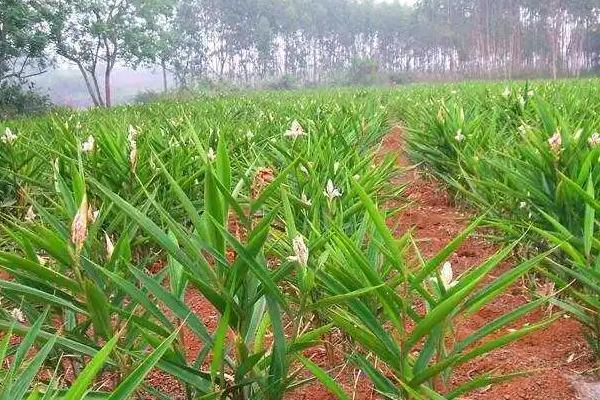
(375, 0), (417, 5)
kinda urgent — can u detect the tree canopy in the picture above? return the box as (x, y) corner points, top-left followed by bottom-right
(146, 0), (600, 87)
(4, 0), (600, 107)
(0, 0), (53, 85)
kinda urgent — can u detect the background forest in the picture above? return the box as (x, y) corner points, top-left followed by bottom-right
(3, 0), (600, 111)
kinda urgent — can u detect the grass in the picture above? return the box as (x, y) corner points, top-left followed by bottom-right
(0, 87), (560, 399)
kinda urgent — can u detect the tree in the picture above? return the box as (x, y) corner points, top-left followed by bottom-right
(43, 0), (175, 107)
(160, 0), (211, 89)
(29, 0), (600, 100)
(0, 0), (52, 85)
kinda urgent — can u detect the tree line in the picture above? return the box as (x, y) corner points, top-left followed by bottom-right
(3, 0), (600, 108)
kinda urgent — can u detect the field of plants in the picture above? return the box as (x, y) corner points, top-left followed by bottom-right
(399, 80), (600, 359)
(0, 83), (598, 399)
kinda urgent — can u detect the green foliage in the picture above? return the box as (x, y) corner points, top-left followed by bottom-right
(401, 78), (600, 362)
(0, 83), (52, 119)
(40, 0), (178, 107)
(0, 0), (51, 84)
(0, 88), (552, 398)
(335, 59), (385, 87)
(261, 75), (298, 91)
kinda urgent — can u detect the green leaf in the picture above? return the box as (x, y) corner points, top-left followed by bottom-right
(83, 279), (113, 340)
(250, 159), (300, 213)
(108, 327), (182, 400)
(266, 295), (287, 398)
(308, 284), (384, 310)
(8, 335), (57, 400)
(297, 356), (349, 400)
(584, 174), (595, 260)
(210, 302), (230, 383)
(63, 328), (122, 400)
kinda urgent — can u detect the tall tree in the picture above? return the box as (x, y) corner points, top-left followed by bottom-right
(35, 0), (600, 100)
(43, 0), (175, 107)
(0, 0), (53, 85)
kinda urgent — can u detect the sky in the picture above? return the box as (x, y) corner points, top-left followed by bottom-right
(375, 0), (416, 5)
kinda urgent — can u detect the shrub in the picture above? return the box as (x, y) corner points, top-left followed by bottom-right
(0, 82), (52, 119)
(261, 74), (298, 90)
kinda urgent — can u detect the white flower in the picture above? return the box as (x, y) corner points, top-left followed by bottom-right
(301, 192), (312, 206)
(129, 145), (137, 172)
(105, 233), (114, 260)
(207, 147), (216, 162)
(90, 209), (99, 223)
(283, 120), (306, 139)
(127, 124), (138, 145)
(299, 165), (309, 174)
(10, 308), (25, 323)
(454, 129), (465, 142)
(287, 235), (309, 268)
(128, 127), (138, 172)
(519, 201), (527, 209)
(437, 261), (458, 289)
(588, 132), (600, 147)
(1, 127), (17, 144)
(502, 87), (511, 98)
(81, 135), (95, 153)
(324, 179), (342, 201)
(71, 196), (89, 250)
(333, 161), (340, 174)
(24, 206), (36, 222)
(353, 174), (360, 181)
(527, 90), (535, 97)
(548, 131), (562, 154)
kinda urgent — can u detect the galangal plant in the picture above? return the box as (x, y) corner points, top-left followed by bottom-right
(401, 81), (600, 367)
(304, 182), (556, 399)
(0, 133), (343, 399)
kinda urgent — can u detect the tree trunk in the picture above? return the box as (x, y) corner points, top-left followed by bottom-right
(89, 70), (105, 107)
(104, 64), (112, 108)
(76, 63), (101, 107)
(161, 59), (168, 92)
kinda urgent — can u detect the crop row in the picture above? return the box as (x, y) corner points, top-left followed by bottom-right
(401, 79), (600, 363)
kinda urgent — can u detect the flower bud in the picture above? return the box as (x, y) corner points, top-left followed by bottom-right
(71, 195), (89, 250)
